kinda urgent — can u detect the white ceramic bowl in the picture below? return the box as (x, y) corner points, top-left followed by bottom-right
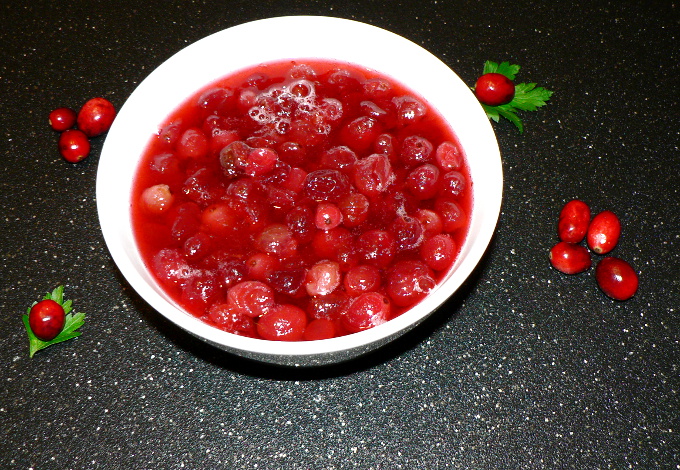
(97, 16), (502, 367)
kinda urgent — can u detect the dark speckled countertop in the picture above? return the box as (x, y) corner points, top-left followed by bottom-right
(1, 1), (678, 469)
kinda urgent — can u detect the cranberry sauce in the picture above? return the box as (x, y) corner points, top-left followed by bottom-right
(131, 59), (472, 341)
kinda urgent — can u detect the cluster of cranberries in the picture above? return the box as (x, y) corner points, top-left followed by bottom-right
(134, 61), (471, 341)
(49, 97), (116, 162)
(549, 199), (639, 300)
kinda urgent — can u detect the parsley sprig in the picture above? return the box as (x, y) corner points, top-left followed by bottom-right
(479, 61), (553, 133)
(23, 285), (86, 357)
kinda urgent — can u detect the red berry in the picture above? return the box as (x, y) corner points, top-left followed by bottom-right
(48, 107), (77, 131)
(58, 129), (91, 163)
(256, 304), (307, 341)
(435, 141), (463, 171)
(315, 202), (343, 230)
(305, 260), (342, 296)
(227, 280), (275, 318)
(303, 318), (338, 341)
(77, 97), (116, 137)
(342, 292), (391, 333)
(353, 153), (394, 197)
(356, 229), (396, 268)
(386, 260), (436, 307)
(558, 200), (591, 243)
(176, 127), (209, 159)
(338, 193), (370, 227)
(207, 303), (257, 337)
(595, 257), (638, 300)
(28, 299), (65, 341)
(474, 73), (515, 106)
(343, 264), (381, 296)
(420, 233), (457, 271)
(587, 211), (621, 255)
(549, 241), (591, 274)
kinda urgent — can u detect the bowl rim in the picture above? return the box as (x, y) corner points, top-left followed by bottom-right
(96, 15), (503, 360)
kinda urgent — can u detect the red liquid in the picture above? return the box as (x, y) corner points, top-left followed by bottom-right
(131, 59), (472, 341)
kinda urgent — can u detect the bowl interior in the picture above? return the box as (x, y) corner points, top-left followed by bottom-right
(97, 16), (502, 364)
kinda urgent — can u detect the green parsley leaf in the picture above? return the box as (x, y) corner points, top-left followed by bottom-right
(477, 61), (553, 133)
(482, 61), (520, 80)
(24, 285), (85, 357)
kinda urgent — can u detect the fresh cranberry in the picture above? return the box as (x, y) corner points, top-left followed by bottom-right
(474, 73), (515, 106)
(595, 257), (638, 300)
(201, 202), (239, 236)
(256, 304), (307, 341)
(549, 241), (591, 274)
(277, 141), (307, 165)
(49, 107), (77, 131)
(558, 200), (591, 243)
(227, 280), (275, 318)
(28, 299), (65, 341)
(587, 211), (621, 255)
(58, 129), (90, 163)
(77, 97), (116, 137)
(373, 133), (397, 161)
(342, 292), (390, 333)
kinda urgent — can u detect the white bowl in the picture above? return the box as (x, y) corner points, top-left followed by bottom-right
(97, 16), (502, 367)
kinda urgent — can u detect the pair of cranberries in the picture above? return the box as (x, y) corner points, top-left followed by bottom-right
(549, 199), (638, 301)
(49, 97), (116, 162)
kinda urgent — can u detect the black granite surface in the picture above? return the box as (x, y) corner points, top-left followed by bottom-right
(1, 1), (678, 468)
